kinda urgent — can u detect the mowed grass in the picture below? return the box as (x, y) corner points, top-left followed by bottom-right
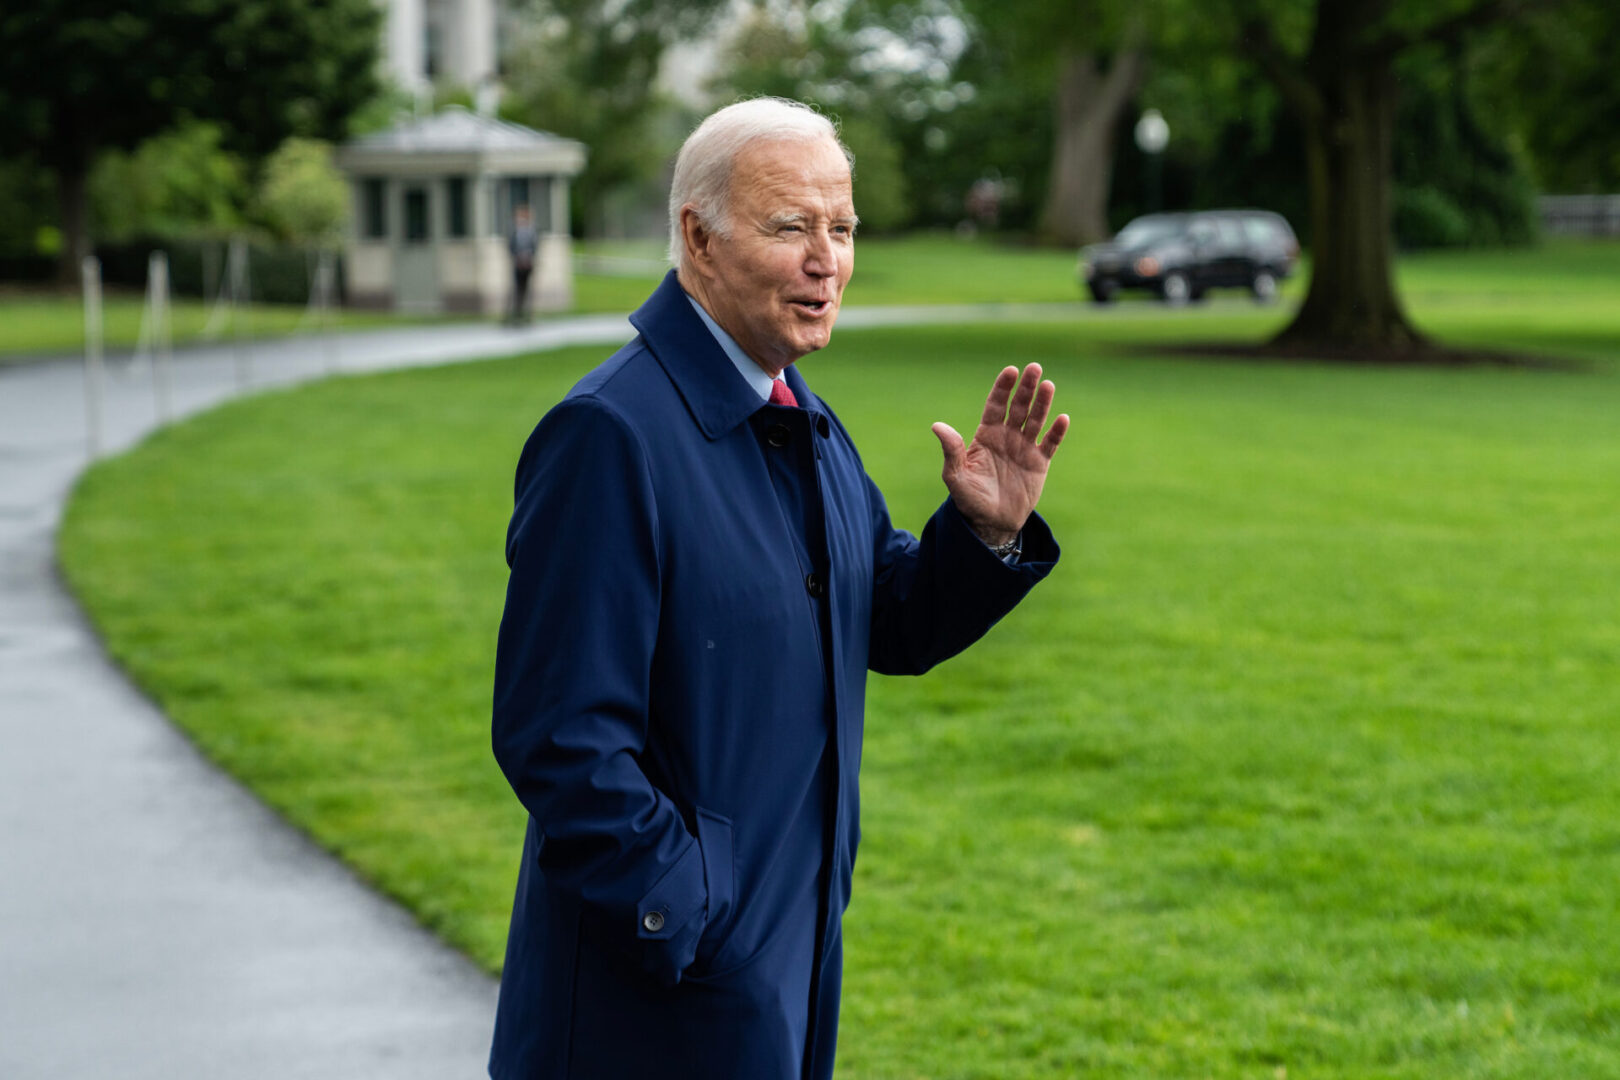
(58, 258), (1620, 1076)
(2, 233), (1080, 360)
(12, 234), (1610, 359)
(0, 290), (412, 361)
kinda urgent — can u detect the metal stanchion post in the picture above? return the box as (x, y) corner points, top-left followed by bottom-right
(81, 256), (105, 459)
(150, 251), (173, 423)
(230, 237), (252, 388)
(320, 249), (340, 374)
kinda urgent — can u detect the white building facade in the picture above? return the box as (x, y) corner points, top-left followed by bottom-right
(379, 0), (501, 94)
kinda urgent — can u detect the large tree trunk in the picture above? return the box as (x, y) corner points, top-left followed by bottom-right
(1265, 0), (1426, 353)
(1039, 47), (1143, 246)
(54, 165), (90, 288)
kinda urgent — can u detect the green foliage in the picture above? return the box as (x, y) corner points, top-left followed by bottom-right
(1391, 49), (1536, 250)
(254, 138), (349, 247)
(1393, 185), (1471, 249)
(0, 0), (381, 171)
(501, 0), (730, 234)
(0, 155), (54, 255)
(88, 122), (248, 243)
(0, 0), (380, 276)
(705, 6), (921, 233)
(91, 236), (334, 305)
(1472, 0), (1620, 193)
(58, 246), (1620, 1074)
(840, 118), (910, 233)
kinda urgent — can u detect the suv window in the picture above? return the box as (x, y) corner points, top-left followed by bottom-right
(1187, 219), (1218, 246)
(1242, 216), (1283, 246)
(1213, 218), (1244, 246)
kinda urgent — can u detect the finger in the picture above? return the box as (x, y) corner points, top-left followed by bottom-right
(980, 366), (1019, 427)
(1025, 379), (1056, 438)
(932, 421), (966, 477)
(1007, 363), (1042, 430)
(1039, 414), (1071, 459)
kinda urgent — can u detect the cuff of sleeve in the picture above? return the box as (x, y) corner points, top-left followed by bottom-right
(944, 501), (1059, 573)
(635, 836), (708, 986)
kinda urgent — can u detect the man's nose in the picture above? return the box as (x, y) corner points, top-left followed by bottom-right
(803, 229), (838, 278)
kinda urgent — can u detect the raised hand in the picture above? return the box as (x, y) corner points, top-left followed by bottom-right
(931, 363), (1069, 547)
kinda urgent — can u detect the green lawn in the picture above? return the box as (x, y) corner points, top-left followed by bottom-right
(13, 235), (1613, 361)
(58, 249), (1620, 1077)
(0, 290), (430, 361)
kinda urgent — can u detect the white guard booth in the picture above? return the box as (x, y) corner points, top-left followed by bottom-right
(337, 106), (587, 315)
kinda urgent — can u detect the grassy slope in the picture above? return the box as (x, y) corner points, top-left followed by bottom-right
(58, 250), (1620, 1077)
(0, 292), (412, 361)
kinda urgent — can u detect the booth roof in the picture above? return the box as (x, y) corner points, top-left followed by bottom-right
(339, 106), (586, 174)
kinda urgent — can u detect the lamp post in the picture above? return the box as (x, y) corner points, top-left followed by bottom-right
(1135, 108), (1170, 214)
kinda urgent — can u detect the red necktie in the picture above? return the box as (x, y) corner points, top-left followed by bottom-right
(769, 379), (798, 408)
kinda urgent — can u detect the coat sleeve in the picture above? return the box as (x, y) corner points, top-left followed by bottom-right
(865, 477), (1060, 677)
(492, 395), (713, 987)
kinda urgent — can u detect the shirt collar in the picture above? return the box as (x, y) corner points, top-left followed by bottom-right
(686, 294), (776, 401)
(628, 271), (820, 441)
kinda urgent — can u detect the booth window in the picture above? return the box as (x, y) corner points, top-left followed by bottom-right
(362, 179), (387, 239)
(447, 177), (469, 238)
(404, 187), (430, 243)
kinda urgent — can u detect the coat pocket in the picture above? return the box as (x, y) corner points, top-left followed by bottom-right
(693, 806), (736, 969)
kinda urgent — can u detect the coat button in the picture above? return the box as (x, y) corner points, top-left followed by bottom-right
(642, 911), (665, 932)
(766, 423), (791, 448)
(805, 573), (824, 598)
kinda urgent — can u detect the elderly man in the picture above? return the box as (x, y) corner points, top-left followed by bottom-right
(489, 97), (1068, 1080)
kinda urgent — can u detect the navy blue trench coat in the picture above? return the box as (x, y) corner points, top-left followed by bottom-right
(490, 272), (1059, 1079)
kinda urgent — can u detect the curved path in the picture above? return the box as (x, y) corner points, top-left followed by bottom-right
(0, 300), (1100, 1078)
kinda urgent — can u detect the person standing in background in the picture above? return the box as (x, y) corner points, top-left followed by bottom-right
(507, 204), (538, 325)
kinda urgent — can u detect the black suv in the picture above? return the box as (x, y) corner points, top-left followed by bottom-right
(1078, 210), (1299, 304)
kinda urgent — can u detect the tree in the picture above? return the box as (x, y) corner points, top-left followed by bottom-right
(0, 0), (379, 284)
(1232, 0), (1571, 355)
(255, 138), (350, 248)
(1390, 51), (1536, 250)
(502, 0), (730, 235)
(948, 0), (1147, 246)
(87, 122), (248, 244)
(705, 5), (920, 233)
(1472, 0), (1620, 194)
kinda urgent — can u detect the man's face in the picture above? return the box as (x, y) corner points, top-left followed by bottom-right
(696, 137), (856, 375)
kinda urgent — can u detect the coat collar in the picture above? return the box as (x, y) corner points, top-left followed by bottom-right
(630, 270), (820, 441)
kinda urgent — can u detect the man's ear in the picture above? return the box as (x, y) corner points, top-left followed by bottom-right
(680, 206), (715, 276)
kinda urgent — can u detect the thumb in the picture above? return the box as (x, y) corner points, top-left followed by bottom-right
(931, 421), (966, 478)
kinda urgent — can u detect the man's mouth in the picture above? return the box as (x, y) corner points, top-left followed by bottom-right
(790, 299), (833, 315)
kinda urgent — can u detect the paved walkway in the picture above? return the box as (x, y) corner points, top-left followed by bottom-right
(0, 317), (641, 1080)
(0, 300), (1099, 1077)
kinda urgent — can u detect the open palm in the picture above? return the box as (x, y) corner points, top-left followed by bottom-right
(932, 363), (1069, 546)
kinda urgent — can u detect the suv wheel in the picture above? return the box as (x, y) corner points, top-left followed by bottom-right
(1160, 271), (1190, 306)
(1088, 281), (1117, 305)
(1251, 270), (1279, 304)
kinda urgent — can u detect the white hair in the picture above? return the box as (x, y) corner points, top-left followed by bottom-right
(667, 97), (853, 268)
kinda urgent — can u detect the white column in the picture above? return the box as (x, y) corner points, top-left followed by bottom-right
(550, 176), (569, 238)
(383, 0), (427, 93)
(450, 0), (497, 88)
